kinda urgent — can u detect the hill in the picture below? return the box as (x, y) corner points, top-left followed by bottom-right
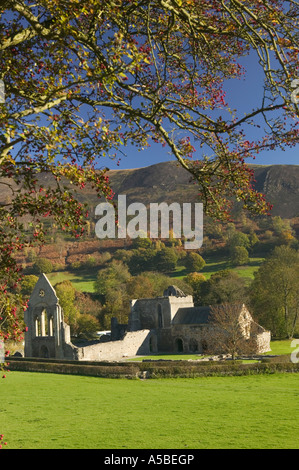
(1, 161), (298, 218)
(106, 162), (299, 219)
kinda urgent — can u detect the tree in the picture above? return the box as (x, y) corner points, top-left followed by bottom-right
(94, 260), (131, 298)
(199, 270), (247, 306)
(131, 237), (152, 250)
(185, 252), (206, 272)
(126, 271), (192, 300)
(154, 247), (178, 273)
(76, 314), (101, 340)
(20, 274), (39, 295)
(206, 303), (257, 359)
(230, 245), (249, 266)
(54, 280), (80, 335)
(249, 246), (299, 338)
(32, 257), (53, 274)
(94, 261), (131, 325)
(127, 248), (158, 275)
(0, 0), (298, 348)
(227, 232), (251, 251)
(184, 272), (206, 305)
(125, 274), (158, 300)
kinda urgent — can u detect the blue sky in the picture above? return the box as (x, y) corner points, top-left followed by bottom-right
(107, 52), (298, 170)
(107, 137), (298, 170)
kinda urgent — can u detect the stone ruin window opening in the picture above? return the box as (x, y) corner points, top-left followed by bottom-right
(48, 316), (54, 337)
(34, 316), (41, 337)
(34, 309), (54, 337)
(157, 304), (164, 328)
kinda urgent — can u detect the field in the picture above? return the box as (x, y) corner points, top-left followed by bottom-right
(1, 371), (298, 449)
(46, 255), (264, 293)
(47, 270), (97, 293)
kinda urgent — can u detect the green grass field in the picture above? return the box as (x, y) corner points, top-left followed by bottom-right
(200, 256), (264, 281)
(1, 371), (298, 449)
(47, 255), (264, 294)
(265, 339), (295, 356)
(47, 270), (97, 292)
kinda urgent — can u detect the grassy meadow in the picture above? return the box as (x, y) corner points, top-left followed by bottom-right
(46, 255), (264, 293)
(1, 371), (298, 449)
(47, 270), (97, 293)
(10, 256), (297, 450)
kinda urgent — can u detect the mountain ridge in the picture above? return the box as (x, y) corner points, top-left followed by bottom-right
(0, 161), (298, 219)
(106, 161), (299, 218)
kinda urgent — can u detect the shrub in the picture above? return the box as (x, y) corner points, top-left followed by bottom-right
(230, 246), (249, 266)
(185, 252), (206, 272)
(20, 274), (39, 295)
(32, 257), (53, 274)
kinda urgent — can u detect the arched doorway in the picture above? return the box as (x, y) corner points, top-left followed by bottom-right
(149, 334), (158, 353)
(40, 345), (49, 358)
(175, 338), (184, 352)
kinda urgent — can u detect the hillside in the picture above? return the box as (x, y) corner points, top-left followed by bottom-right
(1, 161), (298, 219)
(107, 162), (299, 218)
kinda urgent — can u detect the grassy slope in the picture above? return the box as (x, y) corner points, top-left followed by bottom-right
(2, 371), (298, 449)
(47, 270), (97, 293)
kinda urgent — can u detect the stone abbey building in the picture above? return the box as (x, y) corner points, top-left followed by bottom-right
(24, 274), (271, 361)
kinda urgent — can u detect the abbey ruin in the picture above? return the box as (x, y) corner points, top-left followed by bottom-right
(24, 274), (271, 361)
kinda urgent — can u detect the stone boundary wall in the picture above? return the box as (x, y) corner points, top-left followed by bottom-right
(76, 329), (151, 361)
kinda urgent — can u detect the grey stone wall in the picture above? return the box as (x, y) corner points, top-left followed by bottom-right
(129, 295), (194, 331)
(76, 329), (151, 361)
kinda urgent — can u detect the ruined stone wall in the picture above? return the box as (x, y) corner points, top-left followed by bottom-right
(129, 298), (172, 331)
(251, 321), (271, 353)
(170, 324), (208, 353)
(129, 295), (194, 331)
(76, 329), (151, 361)
(255, 330), (271, 353)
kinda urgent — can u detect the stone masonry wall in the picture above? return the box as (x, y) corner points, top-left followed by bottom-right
(76, 329), (151, 361)
(255, 330), (271, 353)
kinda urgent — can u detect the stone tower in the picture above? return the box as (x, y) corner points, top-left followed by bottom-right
(24, 273), (73, 359)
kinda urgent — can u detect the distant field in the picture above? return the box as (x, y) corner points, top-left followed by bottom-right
(199, 256), (264, 281)
(47, 256), (264, 293)
(2, 371), (298, 449)
(47, 271), (97, 292)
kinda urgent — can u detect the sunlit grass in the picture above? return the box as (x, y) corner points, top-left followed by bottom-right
(47, 270), (97, 292)
(47, 256), (264, 293)
(2, 372), (298, 449)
